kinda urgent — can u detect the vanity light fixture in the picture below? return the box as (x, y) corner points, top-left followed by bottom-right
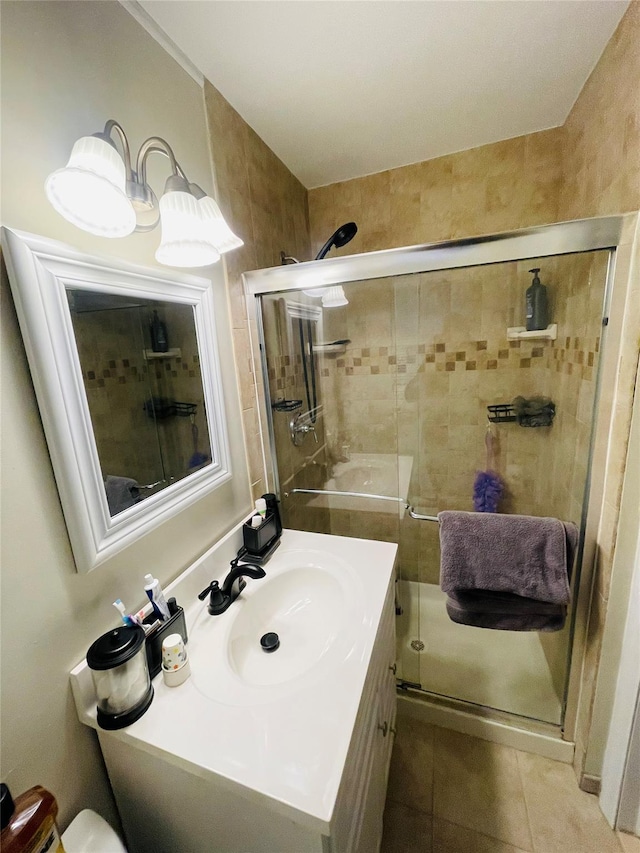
(301, 284), (349, 307)
(45, 120), (243, 268)
(321, 285), (348, 308)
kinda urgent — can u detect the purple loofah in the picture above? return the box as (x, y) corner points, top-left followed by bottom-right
(473, 470), (504, 513)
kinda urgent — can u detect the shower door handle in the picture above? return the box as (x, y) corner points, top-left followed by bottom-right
(407, 506), (439, 523)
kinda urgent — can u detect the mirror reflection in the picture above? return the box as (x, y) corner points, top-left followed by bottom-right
(67, 290), (212, 516)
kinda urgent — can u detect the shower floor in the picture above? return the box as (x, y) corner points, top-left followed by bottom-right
(396, 580), (562, 724)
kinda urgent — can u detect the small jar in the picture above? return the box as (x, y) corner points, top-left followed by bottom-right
(87, 625), (153, 730)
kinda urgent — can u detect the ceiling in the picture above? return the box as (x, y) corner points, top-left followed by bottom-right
(139, 0), (629, 189)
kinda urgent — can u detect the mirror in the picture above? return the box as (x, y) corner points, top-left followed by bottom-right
(2, 227), (231, 572)
(67, 291), (212, 515)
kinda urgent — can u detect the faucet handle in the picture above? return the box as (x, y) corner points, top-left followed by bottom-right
(198, 580), (219, 601)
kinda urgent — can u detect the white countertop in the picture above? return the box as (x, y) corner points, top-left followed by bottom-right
(71, 527), (397, 834)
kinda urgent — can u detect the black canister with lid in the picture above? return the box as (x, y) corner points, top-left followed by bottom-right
(87, 625), (153, 730)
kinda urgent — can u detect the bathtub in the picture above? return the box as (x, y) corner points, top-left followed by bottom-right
(308, 452), (413, 516)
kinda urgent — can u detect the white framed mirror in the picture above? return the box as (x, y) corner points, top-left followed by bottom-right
(2, 227), (231, 572)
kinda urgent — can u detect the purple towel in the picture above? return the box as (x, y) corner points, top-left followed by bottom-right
(105, 475), (140, 516)
(445, 591), (568, 632)
(438, 511), (578, 632)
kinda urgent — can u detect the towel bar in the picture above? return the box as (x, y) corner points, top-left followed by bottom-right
(289, 487), (406, 504)
(289, 489), (440, 523)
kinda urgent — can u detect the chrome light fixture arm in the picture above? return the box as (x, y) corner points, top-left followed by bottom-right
(99, 119), (134, 181)
(133, 137), (190, 232)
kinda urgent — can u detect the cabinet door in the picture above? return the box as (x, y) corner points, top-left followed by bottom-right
(330, 579), (397, 853)
(354, 684), (389, 853)
(353, 598), (397, 853)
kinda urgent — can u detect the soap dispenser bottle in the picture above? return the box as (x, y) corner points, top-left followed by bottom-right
(150, 309), (169, 352)
(525, 268), (549, 331)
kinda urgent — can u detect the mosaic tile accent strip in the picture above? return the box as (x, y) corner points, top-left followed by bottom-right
(266, 334), (600, 392)
(83, 356), (200, 388)
(323, 339), (555, 376)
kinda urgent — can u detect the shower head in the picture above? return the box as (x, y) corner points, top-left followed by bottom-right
(315, 222), (358, 260)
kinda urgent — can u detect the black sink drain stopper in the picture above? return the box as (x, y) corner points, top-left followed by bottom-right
(260, 632), (280, 653)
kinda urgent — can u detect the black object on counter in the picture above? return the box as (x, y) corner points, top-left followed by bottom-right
(144, 604), (188, 678)
(242, 514), (279, 558)
(263, 493), (283, 539)
(87, 625), (153, 730)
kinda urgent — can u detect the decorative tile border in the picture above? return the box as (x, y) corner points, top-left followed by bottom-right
(83, 355), (200, 389)
(267, 334), (600, 391)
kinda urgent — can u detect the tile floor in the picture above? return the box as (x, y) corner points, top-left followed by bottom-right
(382, 717), (630, 853)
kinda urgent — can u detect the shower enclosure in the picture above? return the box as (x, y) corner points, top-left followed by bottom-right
(245, 218), (622, 735)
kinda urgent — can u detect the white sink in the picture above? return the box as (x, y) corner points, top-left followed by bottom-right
(228, 565), (349, 686)
(189, 548), (364, 705)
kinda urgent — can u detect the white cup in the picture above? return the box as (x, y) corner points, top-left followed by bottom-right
(161, 633), (190, 687)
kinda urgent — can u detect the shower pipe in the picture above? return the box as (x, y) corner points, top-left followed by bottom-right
(289, 487), (439, 522)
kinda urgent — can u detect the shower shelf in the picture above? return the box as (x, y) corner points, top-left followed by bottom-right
(271, 399), (303, 413)
(507, 324), (557, 341)
(487, 403), (556, 427)
(143, 348), (182, 359)
(487, 404), (518, 423)
(316, 340), (350, 355)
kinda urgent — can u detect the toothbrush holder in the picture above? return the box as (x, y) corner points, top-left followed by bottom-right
(144, 605), (188, 679)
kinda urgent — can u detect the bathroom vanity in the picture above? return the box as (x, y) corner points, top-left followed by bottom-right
(71, 527), (397, 853)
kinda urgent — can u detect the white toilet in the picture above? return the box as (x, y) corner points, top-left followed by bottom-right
(61, 809), (128, 853)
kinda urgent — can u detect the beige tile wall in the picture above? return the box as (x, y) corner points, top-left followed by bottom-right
(204, 80), (311, 501)
(308, 128), (563, 257)
(560, 1), (640, 221)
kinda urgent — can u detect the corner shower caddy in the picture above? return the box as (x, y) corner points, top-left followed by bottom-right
(487, 402), (556, 427)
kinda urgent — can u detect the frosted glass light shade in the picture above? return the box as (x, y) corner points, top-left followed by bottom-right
(45, 136), (136, 238)
(321, 286), (348, 307)
(155, 191), (220, 268)
(198, 197), (243, 254)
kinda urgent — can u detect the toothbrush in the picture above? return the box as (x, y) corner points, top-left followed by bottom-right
(113, 599), (139, 628)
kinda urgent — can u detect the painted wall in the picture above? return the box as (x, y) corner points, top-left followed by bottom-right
(0, 1), (250, 830)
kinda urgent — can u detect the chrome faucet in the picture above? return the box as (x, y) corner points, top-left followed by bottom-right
(289, 413), (318, 446)
(198, 561), (265, 615)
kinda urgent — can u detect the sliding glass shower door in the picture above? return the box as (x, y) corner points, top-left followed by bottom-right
(258, 246), (610, 725)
